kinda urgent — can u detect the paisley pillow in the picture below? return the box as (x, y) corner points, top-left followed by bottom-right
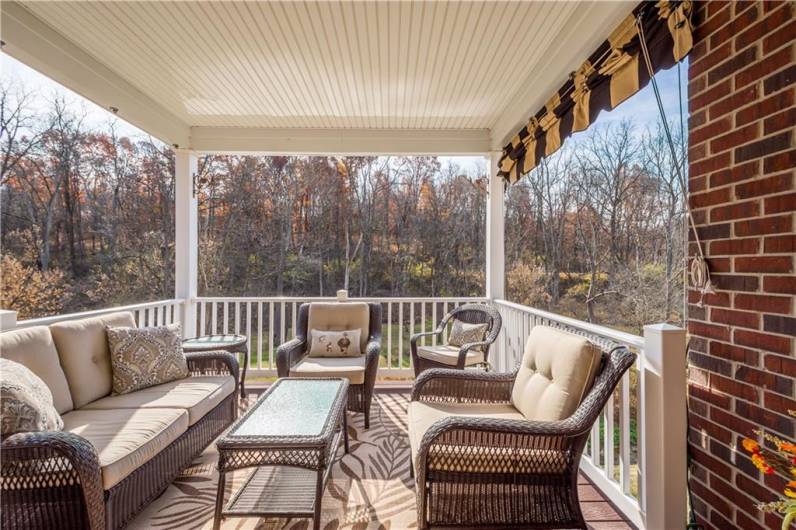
(107, 324), (189, 395)
(447, 320), (488, 352)
(0, 358), (63, 436)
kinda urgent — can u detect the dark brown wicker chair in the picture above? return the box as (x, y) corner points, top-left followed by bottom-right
(409, 342), (635, 529)
(410, 303), (501, 377)
(1, 351), (239, 530)
(276, 302), (381, 429)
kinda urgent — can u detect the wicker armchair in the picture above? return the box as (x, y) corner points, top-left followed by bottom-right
(1, 350), (239, 530)
(276, 302), (381, 428)
(409, 326), (635, 529)
(410, 303), (501, 377)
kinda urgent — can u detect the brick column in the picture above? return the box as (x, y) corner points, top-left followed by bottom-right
(687, 2), (795, 529)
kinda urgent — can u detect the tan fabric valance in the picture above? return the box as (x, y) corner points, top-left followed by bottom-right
(498, 1), (693, 185)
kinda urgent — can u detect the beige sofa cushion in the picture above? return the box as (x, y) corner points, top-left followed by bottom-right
(407, 401), (568, 474)
(0, 326), (74, 413)
(81, 375), (235, 425)
(307, 302), (369, 352)
(50, 312), (135, 408)
(416, 344), (484, 367)
(292, 355), (366, 384)
(62, 408), (188, 489)
(511, 326), (602, 422)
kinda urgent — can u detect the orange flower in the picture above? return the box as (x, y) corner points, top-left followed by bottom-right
(785, 488), (796, 499)
(742, 438), (761, 454)
(779, 442), (796, 454)
(752, 453), (774, 475)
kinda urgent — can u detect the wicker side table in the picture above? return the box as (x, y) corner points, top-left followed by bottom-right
(183, 334), (248, 397)
(214, 378), (349, 530)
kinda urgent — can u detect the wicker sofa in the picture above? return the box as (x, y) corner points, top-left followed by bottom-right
(408, 325), (635, 529)
(0, 311), (239, 530)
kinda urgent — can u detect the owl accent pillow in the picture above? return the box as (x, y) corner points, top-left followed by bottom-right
(0, 358), (63, 436)
(106, 324), (189, 395)
(308, 329), (362, 357)
(447, 321), (488, 352)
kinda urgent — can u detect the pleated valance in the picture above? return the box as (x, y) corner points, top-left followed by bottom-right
(498, 1), (693, 184)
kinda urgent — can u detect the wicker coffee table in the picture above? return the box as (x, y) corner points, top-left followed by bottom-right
(213, 378), (349, 530)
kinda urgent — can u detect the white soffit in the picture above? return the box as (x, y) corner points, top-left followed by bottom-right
(4, 1), (633, 153)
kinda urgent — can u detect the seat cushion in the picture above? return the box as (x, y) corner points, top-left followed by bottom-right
(292, 355), (366, 385)
(81, 375), (234, 425)
(62, 408), (188, 489)
(407, 401), (570, 474)
(416, 344), (484, 367)
(0, 326), (74, 413)
(307, 302), (369, 351)
(50, 312), (135, 408)
(511, 326), (602, 422)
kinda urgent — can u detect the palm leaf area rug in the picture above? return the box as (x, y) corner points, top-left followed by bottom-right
(129, 391), (417, 530)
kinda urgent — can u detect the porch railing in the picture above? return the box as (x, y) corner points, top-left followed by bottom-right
(193, 296), (486, 378)
(10, 295), (684, 529)
(14, 299), (184, 330)
(491, 300), (686, 530)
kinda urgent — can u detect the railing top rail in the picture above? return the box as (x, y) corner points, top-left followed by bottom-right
(16, 299), (184, 328)
(194, 296), (488, 303)
(493, 299), (644, 349)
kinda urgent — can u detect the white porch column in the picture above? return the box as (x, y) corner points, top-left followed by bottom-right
(0, 309), (18, 331)
(485, 151), (505, 300)
(640, 323), (688, 530)
(174, 149), (198, 338)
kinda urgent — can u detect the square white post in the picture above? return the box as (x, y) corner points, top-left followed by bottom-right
(640, 323), (687, 530)
(0, 309), (18, 331)
(485, 151), (505, 301)
(174, 149), (198, 338)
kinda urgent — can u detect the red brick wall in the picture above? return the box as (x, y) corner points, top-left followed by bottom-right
(687, 2), (795, 529)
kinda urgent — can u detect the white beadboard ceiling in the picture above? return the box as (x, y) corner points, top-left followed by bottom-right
(5, 1), (632, 151)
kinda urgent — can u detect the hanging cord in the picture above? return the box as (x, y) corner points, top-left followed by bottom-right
(636, 12), (713, 308)
(637, 13), (703, 530)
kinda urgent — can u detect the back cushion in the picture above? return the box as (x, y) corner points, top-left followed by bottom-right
(0, 326), (74, 414)
(511, 326), (602, 422)
(307, 302), (370, 352)
(50, 312), (135, 408)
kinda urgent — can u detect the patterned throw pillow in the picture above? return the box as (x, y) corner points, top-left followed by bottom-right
(107, 324), (189, 395)
(308, 329), (362, 357)
(447, 320), (488, 352)
(0, 358), (63, 436)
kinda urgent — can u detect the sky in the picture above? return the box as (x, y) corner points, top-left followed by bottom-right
(1, 53), (688, 175)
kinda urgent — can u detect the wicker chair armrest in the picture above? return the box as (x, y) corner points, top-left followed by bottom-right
(410, 329), (443, 348)
(411, 368), (516, 403)
(185, 350), (240, 395)
(1, 431), (105, 530)
(276, 338), (308, 376)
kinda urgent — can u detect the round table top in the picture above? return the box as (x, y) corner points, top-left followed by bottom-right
(182, 334), (247, 351)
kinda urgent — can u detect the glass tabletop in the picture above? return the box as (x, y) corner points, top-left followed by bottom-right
(183, 334), (246, 345)
(230, 379), (344, 438)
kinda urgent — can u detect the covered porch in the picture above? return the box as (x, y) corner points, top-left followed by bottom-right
(0, 0), (750, 529)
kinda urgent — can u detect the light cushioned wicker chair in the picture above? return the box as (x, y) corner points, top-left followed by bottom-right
(410, 303), (501, 377)
(408, 325), (635, 529)
(276, 302), (381, 428)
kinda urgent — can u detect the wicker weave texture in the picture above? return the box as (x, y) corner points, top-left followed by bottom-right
(1, 350), (239, 530)
(411, 345), (635, 529)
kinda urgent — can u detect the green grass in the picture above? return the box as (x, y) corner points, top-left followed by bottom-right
(235, 320), (438, 371)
